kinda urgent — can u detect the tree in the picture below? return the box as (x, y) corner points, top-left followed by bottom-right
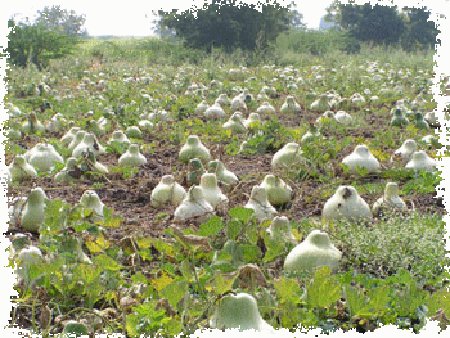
(326, 1), (438, 49)
(35, 5), (87, 36)
(159, 0), (293, 52)
(400, 7), (439, 50)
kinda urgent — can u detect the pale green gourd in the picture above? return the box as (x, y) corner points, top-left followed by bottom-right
(8, 155), (37, 183)
(151, 175), (186, 208)
(118, 144), (147, 167)
(174, 186), (214, 222)
(179, 135), (211, 164)
(79, 190), (104, 219)
(259, 174), (292, 206)
(283, 230), (341, 275)
(21, 188), (47, 233)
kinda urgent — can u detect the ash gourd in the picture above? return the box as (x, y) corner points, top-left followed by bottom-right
(310, 93), (331, 112)
(210, 293), (274, 332)
(267, 216), (295, 243)
(405, 150), (436, 172)
(8, 155), (37, 183)
(68, 130), (86, 151)
(61, 126), (81, 145)
(392, 139), (417, 164)
(322, 185), (372, 221)
(16, 246), (44, 284)
(342, 144), (380, 173)
(207, 159), (238, 185)
(256, 102), (275, 114)
(108, 130), (130, 148)
(72, 132), (105, 158)
(245, 186), (276, 222)
(280, 95), (301, 114)
(215, 94), (230, 106)
(174, 186), (214, 222)
(283, 230), (341, 275)
(243, 112), (262, 128)
(195, 100), (209, 114)
(21, 187), (47, 233)
(223, 112), (246, 133)
(335, 111), (353, 125)
(271, 142), (304, 169)
(151, 175), (186, 208)
(118, 144), (147, 167)
(205, 103), (226, 119)
(197, 173), (229, 211)
(179, 135), (211, 163)
(372, 182), (407, 216)
(78, 190), (105, 219)
(259, 174), (292, 207)
(25, 143), (63, 172)
(126, 126), (143, 139)
(55, 157), (78, 182)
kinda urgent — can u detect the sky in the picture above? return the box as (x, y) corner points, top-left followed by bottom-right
(2, 0), (334, 36)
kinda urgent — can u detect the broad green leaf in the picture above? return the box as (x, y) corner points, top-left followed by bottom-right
(93, 253), (121, 271)
(228, 207), (254, 224)
(307, 266), (341, 309)
(226, 220), (241, 240)
(240, 244), (260, 262)
(274, 277), (302, 304)
(198, 216), (224, 236)
(151, 272), (173, 292)
(161, 280), (186, 308)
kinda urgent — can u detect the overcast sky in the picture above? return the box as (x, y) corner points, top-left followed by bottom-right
(3, 0), (333, 36)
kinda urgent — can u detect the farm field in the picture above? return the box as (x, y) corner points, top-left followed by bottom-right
(4, 39), (450, 336)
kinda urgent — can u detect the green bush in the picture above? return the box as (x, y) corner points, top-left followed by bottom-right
(7, 19), (80, 69)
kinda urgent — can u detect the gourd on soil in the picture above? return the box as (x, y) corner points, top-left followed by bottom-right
(259, 174), (292, 207)
(342, 144), (380, 173)
(267, 216), (295, 243)
(21, 188), (47, 233)
(271, 143), (304, 169)
(322, 185), (372, 221)
(78, 190), (105, 219)
(118, 144), (147, 167)
(151, 175), (186, 208)
(210, 293), (274, 332)
(223, 112), (246, 133)
(280, 95), (301, 114)
(8, 155), (37, 183)
(405, 150), (436, 172)
(207, 159), (238, 185)
(26, 143), (64, 172)
(179, 135), (211, 163)
(392, 139), (417, 164)
(245, 186), (276, 222)
(283, 230), (341, 274)
(372, 182), (407, 216)
(174, 186), (214, 222)
(197, 173), (229, 210)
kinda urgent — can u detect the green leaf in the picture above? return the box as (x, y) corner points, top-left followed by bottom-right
(240, 244), (260, 262)
(274, 277), (302, 304)
(307, 266), (341, 309)
(228, 207), (254, 224)
(93, 253), (121, 271)
(198, 216), (224, 236)
(226, 220), (241, 240)
(161, 280), (186, 308)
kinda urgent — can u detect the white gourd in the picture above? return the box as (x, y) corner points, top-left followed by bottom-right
(126, 126), (143, 139)
(17, 246), (44, 283)
(335, 111), (353, 125)
(108, 130), (130, 147)
(342, 144), (380, 173)
(61, 127), (81, 145)
(118, 144), (147, 167)
(280, 95), (301, 114)
(283, 230), (341, 274)
(310, 94), (331, 112)
(322, 185), (372, 221)
(405, 150), (436, 172)
(215, 94), (230, 106)
(271, 143), (304, 169)
(210, 293), (274, 332)
(195, 100), (209, 114)
(179, 135), (211, 163)
(8, 155), (37, 183)
(72, 132), (105, 158)
(267, 216), (295, 243)
(197, 173), (228, 210)
(256, 102), (275, 114)
(21, 188), (47, 233)
(68, 130), (86, 151)
(372, 182), (407, 215)
(223, 113), (246, 133)
(151, 175), (186, 208)
(245, 186), (276, 222)
(392, 139), (417, 164)
(207, 159), (238, 185)
(54, 157), (78, 182)
(243, 113), (261, 128)
(259, 174), (292, 206)
(26, 143), (63, 172)
(79, 190), (104, 218)
(174, 186), (214, 222)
